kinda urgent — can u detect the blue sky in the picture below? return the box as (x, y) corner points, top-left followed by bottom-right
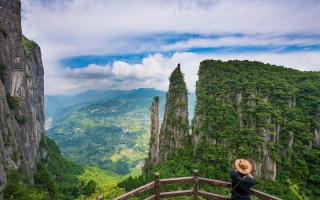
(21, 0), (320, 94)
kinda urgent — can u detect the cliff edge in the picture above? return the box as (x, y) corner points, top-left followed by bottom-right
(0, 0), (45, 198)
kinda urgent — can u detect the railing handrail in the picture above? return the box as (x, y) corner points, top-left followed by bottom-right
(113, 181), (155, 200)
(113, 170), (282, 200)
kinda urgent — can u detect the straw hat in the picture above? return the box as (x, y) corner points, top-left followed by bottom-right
(235, 159), (253, 175)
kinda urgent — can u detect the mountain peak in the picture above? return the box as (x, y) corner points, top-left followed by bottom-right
(157, 64), (190, 163)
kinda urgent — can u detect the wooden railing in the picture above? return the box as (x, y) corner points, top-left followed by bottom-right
(113, 170), (282, 200)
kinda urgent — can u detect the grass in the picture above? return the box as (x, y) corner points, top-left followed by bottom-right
(22, 36), (38, 59)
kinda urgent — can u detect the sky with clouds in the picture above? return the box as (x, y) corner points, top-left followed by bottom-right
(21, 0), (320, 95)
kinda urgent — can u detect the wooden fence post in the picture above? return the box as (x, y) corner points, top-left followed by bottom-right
(155, 173), (160, 200)
(193, 170), (199, 200)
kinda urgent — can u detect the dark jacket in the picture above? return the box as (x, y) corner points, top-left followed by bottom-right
(229, 170), (257, 200)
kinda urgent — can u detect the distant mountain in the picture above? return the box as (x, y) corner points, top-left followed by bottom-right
(45, 90), (131, 124)
(45, 88), (195, 175)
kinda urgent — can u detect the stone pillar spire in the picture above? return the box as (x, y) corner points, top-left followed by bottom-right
(149, 96), (159, 165)
(158, 64), (190, 163)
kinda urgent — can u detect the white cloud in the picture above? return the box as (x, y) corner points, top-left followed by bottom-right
(44, 51), (320, 95)
(161, 36), (320, 51)
(20, 0), (320, 94)
(65, 53), (168, 80)
(112, 54), (167, 79)
(51, 54), (171, 94)
(22, 0), (320, 58)
(65, 64), (113, 79)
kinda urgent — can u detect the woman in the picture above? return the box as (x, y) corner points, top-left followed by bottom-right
(229, 159), (257, 200)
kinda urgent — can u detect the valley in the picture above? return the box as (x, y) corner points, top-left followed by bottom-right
(45, 88), (195, 175)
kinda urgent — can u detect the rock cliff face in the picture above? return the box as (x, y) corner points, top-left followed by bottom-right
(0, 0), (44, 197)
(191, 60), (320, 180)
(158, 64), (190, 163)
(143, 96), (160, 174)
(148, 96), (159, 166)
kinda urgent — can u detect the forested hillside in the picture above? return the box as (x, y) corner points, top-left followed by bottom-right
(119, 60), (320, 199)
(46, 89), (166, 175)
(5, 133), (125, 199)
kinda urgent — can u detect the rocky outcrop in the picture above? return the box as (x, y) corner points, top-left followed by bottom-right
(158, 64), (190, 163)
(148, 96), (159, 166)
(315, 108), (320, 147)
(236, 92), (244, 129)
(236, 91), (276, 179)
(143, 95), (160, 175)
(259, 127), (277, 179)
(0, 0), (44, 198)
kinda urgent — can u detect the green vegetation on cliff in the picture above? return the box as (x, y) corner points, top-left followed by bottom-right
(166, 64), (190, 132)
(22, 36), (38, 58)
(194, 60), (319, 198)
(157, 64), (190, 164)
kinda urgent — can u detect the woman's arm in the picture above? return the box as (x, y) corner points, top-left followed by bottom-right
(247, 173), (254, 179)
